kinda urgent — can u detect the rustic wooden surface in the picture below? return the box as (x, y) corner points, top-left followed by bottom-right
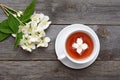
(0, 0), (120, 80)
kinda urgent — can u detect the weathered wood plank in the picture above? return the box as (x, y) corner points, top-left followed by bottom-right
(0, 25), (119, 61)
(0, 61), (119, 80)
(1, 0), (120, 24)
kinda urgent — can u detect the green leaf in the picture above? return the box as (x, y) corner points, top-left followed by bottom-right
(8, 14), (20, 33)
(0, 32), (10, 41)
(14, 32), (23, 48)
(21, 0), (36, 22)
(0, 19), (14, 34)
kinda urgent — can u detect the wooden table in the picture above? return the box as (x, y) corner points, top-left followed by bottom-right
(0, 0), (120, 80)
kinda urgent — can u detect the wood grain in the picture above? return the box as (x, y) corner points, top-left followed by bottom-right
(0, 25), (119, 61)
(1, 0), (120, 24)
(0, 61), (119, 80)
(0, 0), (120, 79)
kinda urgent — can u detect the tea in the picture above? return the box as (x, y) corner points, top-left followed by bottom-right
(66, 32), (94, 60)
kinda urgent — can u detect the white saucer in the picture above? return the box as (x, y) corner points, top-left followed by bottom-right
(55, 24), (100, 69)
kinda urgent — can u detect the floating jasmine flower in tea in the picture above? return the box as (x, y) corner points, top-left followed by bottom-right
(66, 32), (94, 60)
(72, 38), (88, 55)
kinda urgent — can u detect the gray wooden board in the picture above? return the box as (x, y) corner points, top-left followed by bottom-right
(0, 61), (119, 80)
(1, 0), (120, 24)
(0, 0), (120, 79)
(0, 25), (119, 61)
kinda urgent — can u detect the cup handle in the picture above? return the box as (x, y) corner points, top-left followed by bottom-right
(58, 54), (67, 61)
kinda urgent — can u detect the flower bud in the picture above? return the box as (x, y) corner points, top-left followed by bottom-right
(19, 11), (23, 15)
(17, 13), (21, 17)
(13, 14), (17, 17)
(17, 11), (23, 17)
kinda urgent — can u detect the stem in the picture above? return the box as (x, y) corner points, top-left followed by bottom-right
(0, 3), (17, 13)
(0, 3), (25, 26)
(2, 4), (18, 13)
(0, 4), (9, 16)
(0, 3), (2, 6)
(4, 8), (25, 26)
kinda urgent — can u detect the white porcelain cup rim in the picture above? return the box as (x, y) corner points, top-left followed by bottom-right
(58, 24), (100, 64)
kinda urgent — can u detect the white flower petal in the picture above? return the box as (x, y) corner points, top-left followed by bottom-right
(38, 20), (50, 30)
(37, 41), (49, 47)
(26, 48), (32, 52)
(77, 48), (82, 55)
(37, 43), (45, 47)
(12, 34), (16, 37)
(38, 26), (44, 31)
(39, 13), (44, 20)
(21, 44), (31, 52)
(44, 43), (48, 47)
(44, 16), (49, 21)
(37, 44), (41, 47)
(31, 44), (36, 50)
(45, 37), (51, 42)
(30, 21), (37, 27)
(43, 21), (51, 30)
(21, 45), (26, 50)
(77, 38), (83, 45)
(18, 25), (23, 32)
(29, 38), (36, 42)
(72, 43), (79, 49)
(82, 43), (88, 50)
(31, 14), (40, 23)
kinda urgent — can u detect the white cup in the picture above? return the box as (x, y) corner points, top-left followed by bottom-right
(58, 24), (100, 64)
